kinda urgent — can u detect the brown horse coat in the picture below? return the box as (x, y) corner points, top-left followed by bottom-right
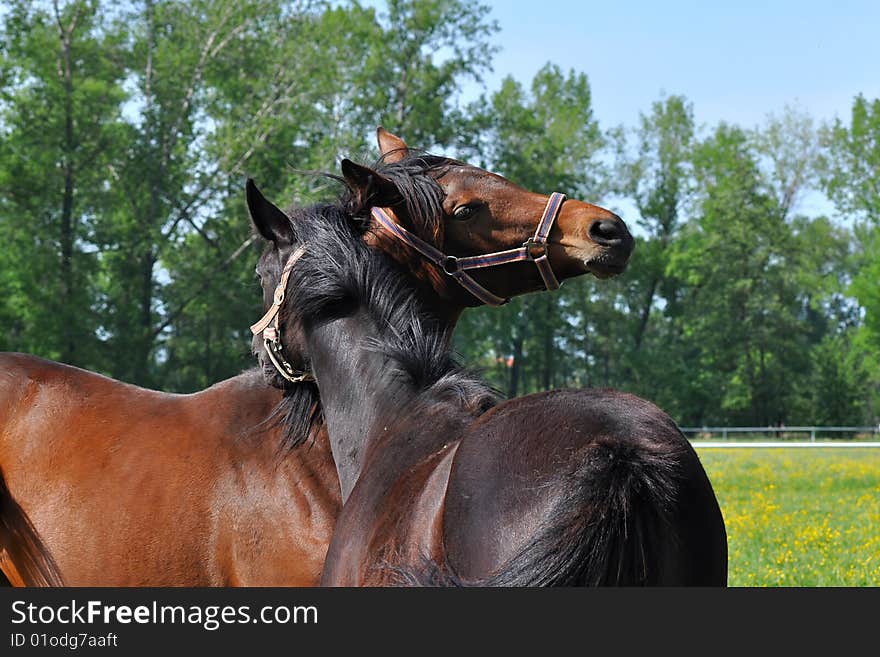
(0, 354), (338, 585)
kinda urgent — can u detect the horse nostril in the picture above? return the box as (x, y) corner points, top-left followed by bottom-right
(589, 219), (628, 246)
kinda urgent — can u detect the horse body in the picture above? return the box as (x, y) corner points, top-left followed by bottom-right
(248, 156), (726, 585)
(308, 318), (726, 587)
(441, 389), (726, 585)
(0, 353), (338, 585)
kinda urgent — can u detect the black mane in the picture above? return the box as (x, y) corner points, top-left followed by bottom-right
(263, 153), (496, 451)
(356, 153), (460, 243)
(284, 200), (496, 405)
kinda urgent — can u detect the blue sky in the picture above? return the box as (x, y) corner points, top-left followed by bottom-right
(464, 1), (880, 131)
(435, 0), (878, 221)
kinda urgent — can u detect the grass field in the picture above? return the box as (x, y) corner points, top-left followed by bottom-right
(695, 447), (880, 586)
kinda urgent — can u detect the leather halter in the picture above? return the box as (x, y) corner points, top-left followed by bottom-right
(250, 193), (565, 383)
(370, 192), (566, 306)
(249, 244), (314, 383)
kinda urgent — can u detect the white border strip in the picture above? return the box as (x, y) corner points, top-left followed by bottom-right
(691, 441), (880, 448)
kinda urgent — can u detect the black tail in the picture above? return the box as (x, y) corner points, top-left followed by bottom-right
(406, 436), (684, 587)
(0, 470), (64, 586)
(485, 436), (682, 586)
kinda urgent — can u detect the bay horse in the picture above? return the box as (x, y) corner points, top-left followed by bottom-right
(0, 129), (633, 585)
(248, 144), (727, 586)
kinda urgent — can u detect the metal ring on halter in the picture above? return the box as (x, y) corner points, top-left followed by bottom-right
(265, 336), (314, 384)
(522, 238), (548, 260)
(442, 256), (459, 275)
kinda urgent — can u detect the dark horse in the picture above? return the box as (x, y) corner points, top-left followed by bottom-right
(249, 143), (728, 586)
(0, 129), (632, 585)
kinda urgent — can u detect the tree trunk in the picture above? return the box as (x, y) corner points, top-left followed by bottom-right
(508, 334), (523, 398)
(133, 250), (155, 385)
(541, 321), (553, 390)
(133, 0), (157, 386)
(581, 323), (591, 388)
(58, 13), (76, 364)
(634, 277), (659, 352)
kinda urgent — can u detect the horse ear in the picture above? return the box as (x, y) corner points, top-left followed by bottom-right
(341, 159), (401, 210)
(377, 127), (409, 163)
(246, 179), (291, 243)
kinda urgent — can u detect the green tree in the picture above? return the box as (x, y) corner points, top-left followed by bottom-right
(823, 95), (880, 423)
(155, 0), (501, 390)
(0, 0), (126, 367)
(611, 95), (694, 387)
(823, 95), (880, 223)
(668, 124), (809, 425)
(753, 105), (821, 220)
(454, 63), (607, 396)
(91, 0), (296, 385)
(367, 0), (498, 149)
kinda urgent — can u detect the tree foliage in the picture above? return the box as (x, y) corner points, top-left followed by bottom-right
(1, 1), (877, 426)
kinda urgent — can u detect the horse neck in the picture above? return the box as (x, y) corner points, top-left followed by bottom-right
(305, 309), (459, 502)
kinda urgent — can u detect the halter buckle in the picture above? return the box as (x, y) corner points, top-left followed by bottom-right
(523, 238), (547, 260)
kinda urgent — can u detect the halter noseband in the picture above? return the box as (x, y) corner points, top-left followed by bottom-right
(370, 192), (566, 306)
(249, 244), (314, 384)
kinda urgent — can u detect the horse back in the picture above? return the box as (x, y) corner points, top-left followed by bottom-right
(0, 352), (339, 586)
(442, 388), (727, 585)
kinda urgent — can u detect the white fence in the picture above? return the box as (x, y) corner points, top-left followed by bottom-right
(680, 425), (880, 448)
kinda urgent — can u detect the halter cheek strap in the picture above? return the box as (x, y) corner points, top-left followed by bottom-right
(249, 244), (314, 384)
(370, 192), (566, 306)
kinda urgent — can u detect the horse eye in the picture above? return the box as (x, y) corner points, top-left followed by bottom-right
(453, 204), (480, 220)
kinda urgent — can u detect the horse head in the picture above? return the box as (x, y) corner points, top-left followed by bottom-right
(247, 128), (634, 388)
(343, 128), (634, 308)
